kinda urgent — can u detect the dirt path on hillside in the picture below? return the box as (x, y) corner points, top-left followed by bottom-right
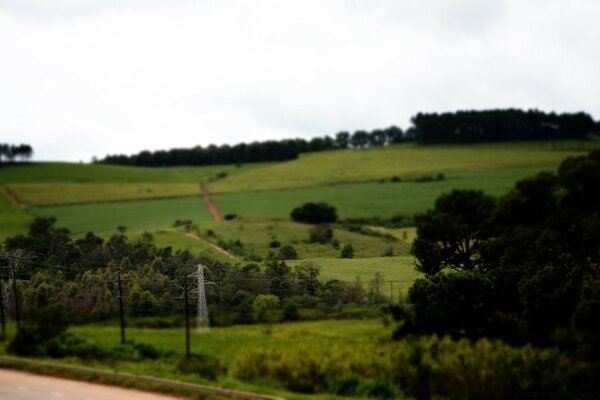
(200, 184), (222, 221)
(179, 230), (241, 261)
(2, 185), (27, 208)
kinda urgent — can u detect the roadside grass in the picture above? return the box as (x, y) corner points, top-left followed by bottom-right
(9, 183), (201, 207)
(213, 166), (554, 219)
(0, 191), (32, 243)
(0, 162), (269, 184)
(207, 141), (593, 193)
(206, 220), (411, 259)
(288, 256), (420, 296)
(32, 197), (213, 236)
(0, 319), (389, 399)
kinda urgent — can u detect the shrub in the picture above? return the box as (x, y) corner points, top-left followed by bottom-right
(361, 377), (401, 399)
(7, 326), (44, 356)
(329, 374), (363, 396)
(291, 202), (338, 224)
(46, 333), (105, 359)
(177, 353), (224, 380)
(278, 245), (298, 260)
(341, 244), (354, 258)
(381, 247), (394, 257)
(331, 238), (340, 249)
(308, 224), (334, 244)
(224, 213), (237, 220)
(283, 303), (300, 322)
(269, 239), (281, 248)
(108, 341), (161, 361)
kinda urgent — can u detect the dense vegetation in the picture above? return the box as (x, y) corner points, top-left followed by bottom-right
(412, 109), (598, 144)
(391, 150), (600, 392)
(0, 143), (33, 164)
(98, 109), (599, 168)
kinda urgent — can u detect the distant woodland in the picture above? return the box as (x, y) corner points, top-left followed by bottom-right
(0, 143), (33, 164)
(98, 109), (599, 167)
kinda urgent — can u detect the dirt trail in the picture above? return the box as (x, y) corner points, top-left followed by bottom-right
(180, 231), (241, 261)
(2, 185), (27, 208)
(200, 184), (222, 221)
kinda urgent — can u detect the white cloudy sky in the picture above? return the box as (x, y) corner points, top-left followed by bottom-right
(1, 0), (599, 161)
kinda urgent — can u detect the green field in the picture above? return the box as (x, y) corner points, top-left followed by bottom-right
(205, 220), (411, 259)
(207, 142), (591, 193)
(10, 183), (200, 206)
(33, 197), (213, 236)
(0, 191), (32, 242)
(288, 256), (420, 295)
(213, 166), (553, 219)
(0, 162), (267, 184)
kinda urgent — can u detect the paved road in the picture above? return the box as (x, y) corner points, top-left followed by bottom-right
(0, 369), (183, 400)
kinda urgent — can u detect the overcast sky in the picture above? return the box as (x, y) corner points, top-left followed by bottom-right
(1, 0), (599, 162)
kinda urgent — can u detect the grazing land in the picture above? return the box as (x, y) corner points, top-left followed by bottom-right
(0, 190), (32, 241)
(205, 220), (411, 259)
(9, 183), (200, 206)
(32, 197), (213, 236)
(288, 256), (420, 294)
(207, 142), (591, 193)
(212, 166), (553, 219)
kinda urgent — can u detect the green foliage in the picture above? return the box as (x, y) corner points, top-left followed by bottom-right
(177, 353), (225, 380)
(277, 244), (298, 260)
(229, 336), (578, 398)
(252, 294), (280, 324)
(291, 202), (338, 224)
(340, 244), (354, 258)
(308, 224), (334, 244)
(411, 189), (495, 275)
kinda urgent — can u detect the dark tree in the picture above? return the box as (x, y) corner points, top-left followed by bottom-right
(411, 190), (496, 275)
(290, 202), (338, 224)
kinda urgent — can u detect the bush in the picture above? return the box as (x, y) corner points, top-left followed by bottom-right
(7, 326), (44, 356)
(177, 353), (224, 380)
(269, 239), (281, 248)
(108, 341), (162, 361)
(341, 244), (354, 258)
(329, 374), (363, 396)
(46, 333), (105, 359)
(278, 245), (298, 260)
(291, 202), (338, 224)
(283, 303), (300, 322)
(224, 213), (237, 220)
(381, 247), (394, 257)
(308, 224), (334, 244)
(229, 336), (578, 398)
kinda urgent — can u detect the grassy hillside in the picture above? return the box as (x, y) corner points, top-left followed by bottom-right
(207, 142), (591, 193)
(205, 220), (411, 259)
(33, 196), (212, 236)
(213, 166), (552, 220)
(288, 256), (420, 295)
(0, 162), (267, 184)
(10, 183), (200, 206)
(0, 191), (32, 242)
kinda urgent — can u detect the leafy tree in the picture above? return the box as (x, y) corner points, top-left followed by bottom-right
(294, 261), (321, 296)
(308, 224), (334, 244)
(411, 190), (495, 275)
(278, 245), (298, 260)
(253, 294), (280, 331)
(341, 244), (354, 259)
(291, 202), (337, 224)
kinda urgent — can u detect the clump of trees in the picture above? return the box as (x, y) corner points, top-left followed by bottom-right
(0, 143), (33, 164)
(395, 150), (600, 360)
(412, 109), (598, 144)
(291, 202), (338, 224)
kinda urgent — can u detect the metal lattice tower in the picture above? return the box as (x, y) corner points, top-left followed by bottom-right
(193, 264), (210, 330)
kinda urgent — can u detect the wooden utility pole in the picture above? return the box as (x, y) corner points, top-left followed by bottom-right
(117, 266), (126, 344)
(0, 280), (5, 340)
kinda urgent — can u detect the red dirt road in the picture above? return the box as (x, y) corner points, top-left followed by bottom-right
(200, 184), (221, 221)
(0, 369), (183, 400)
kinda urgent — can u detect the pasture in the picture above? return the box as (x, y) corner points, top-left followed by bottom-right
(32, 196), (212, 236)
(212, 166), (554, 219)
(0, 162), (266, 184)
(207, 141), (591, 193)
(288, 256), (421, 295)
(0, 191), (32, 242)
(205, 220), (411, 259)
(9, 183), (200, 206)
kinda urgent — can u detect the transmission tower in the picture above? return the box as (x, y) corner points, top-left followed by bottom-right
(190, 264), (212, 330)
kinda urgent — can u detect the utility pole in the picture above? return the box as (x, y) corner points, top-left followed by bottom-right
(0, 280), (5, 340)
(117, 266), (126, 344)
